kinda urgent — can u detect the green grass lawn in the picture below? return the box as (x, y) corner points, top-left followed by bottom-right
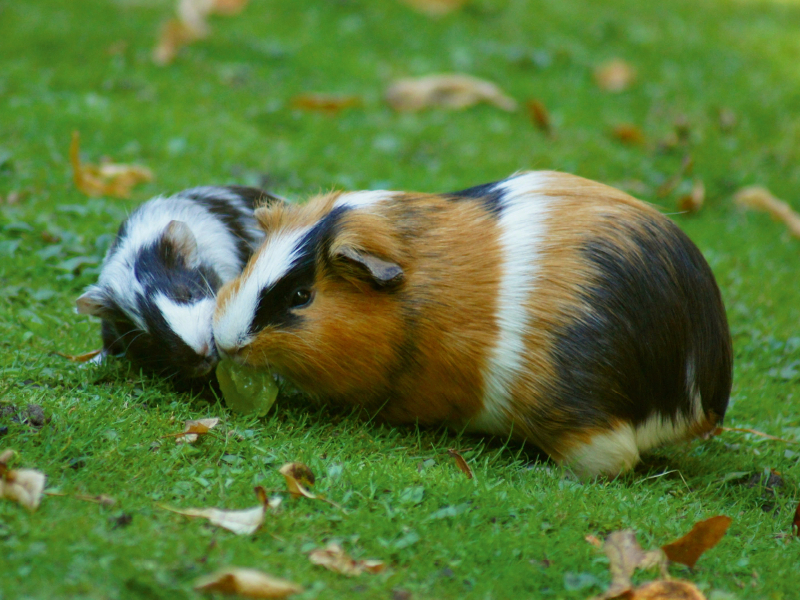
(2, 0), (800, 598)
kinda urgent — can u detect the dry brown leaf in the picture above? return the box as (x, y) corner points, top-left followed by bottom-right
(160, 485), (276, 535)
(194, 567), (303, 598)
(0, 451), (46, 512)
(526, 99), (552, 136)
(677, 180), (705, 214)
(211, 0), (250, 15)
(279, 462), (317, 499)
(70, 132), (153, 199)
(153, 18), (204, 65)
(308, 542), (386, 576)
(662, 516), (731, 569)
(385, 74), (517, 112)
(290, 94), (363, 114)
(734, 186), (800, 238)
(447, 449), (474, 480)
(628, 580), (706, 600)
(585, 534), (603, 548)
(399, 0), (467, 16)
(594, 59), (636, 92)
(610, 124), (645, 145)
(590, 530), (668, 600)
(792, 501), (800, 536)
(56, 349), (103, 363)
(175, 417), (220, 444)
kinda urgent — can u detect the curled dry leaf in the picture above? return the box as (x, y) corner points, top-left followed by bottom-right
(76, 493), (117, 507)
(627, 580), (706, 600)
(0, 451), (46, 512)
(734, 186), (800, 239)
(526, 99), (553, 136)
(594, 59), (636, 92)
(56, 349), (103, 363)
(715, 426), (797, 444)
(70, 132), (153, 199)
(661, 515), (732, 569)
(399, 0), (467, 16)
(195, 568), (303, 598)
(677, 180), (705, 214)
(447, 449), (474, 480)
(590, 530), (667, 600)
(290, 94), (362, 114)
(585, 534), (603, 548)
(308, 542), (386, 576)
(279, 462), (316, 499)
(385, 74), (517, 112)
(175, 417), (220, 444)
(161, 485), (277, 535)
(610, 124), (645, 145)
(152, 18), (204, 65)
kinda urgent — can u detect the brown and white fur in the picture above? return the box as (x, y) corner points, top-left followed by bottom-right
(212, 171), (733, 478)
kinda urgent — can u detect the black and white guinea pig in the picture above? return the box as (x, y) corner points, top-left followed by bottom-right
(76, 186), (278, 386)
(212, 171), (733, 478)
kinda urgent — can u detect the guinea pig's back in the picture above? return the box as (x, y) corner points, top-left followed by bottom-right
(465, 172), (731, 476)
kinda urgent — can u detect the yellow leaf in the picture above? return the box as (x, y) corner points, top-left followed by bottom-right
(661, 515), (731, 569)
(279, 462), (317, 499)
(194, 568), (303, 598)
(385, 74), (517, 112)
(56, 349), (103, 363)
(594, 59), (636, 92)
(447, 449), (474, 480)
(70, 132), (153, 199)
(734, 186), (800, 238)
(160, 485), (277, 535)
(175, 417), (220, 444)
(0, 450), (46, 512)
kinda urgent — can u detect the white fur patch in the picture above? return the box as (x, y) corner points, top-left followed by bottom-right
(471, 172), (552, 434)
(213, 226), (310, 353)
(334, 190), (396, 210)
(155, 294), (216, 356)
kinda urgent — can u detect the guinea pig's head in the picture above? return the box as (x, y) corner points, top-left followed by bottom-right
(76, 220), (222, 383)
(213, 195), (408, 399)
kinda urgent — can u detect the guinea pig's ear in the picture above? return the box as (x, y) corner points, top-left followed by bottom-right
(76, 287), (107, 316)
(331, 245), (404, 290)
(162, 220), (199, 268)
(253, 198), (287, 233)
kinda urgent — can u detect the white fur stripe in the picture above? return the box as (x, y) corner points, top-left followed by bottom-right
(471, 172), (552, 434)
(213, 226), (310, 352)
(155, 294), (216, 355)
(334, 190), (397, 210)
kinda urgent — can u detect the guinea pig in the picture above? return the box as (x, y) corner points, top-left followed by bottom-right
(76, 186), (280, 387)
(212, 171), (732, 478)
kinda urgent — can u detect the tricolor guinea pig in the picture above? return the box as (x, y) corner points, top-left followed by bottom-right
(212, 171), (732, 477)
(76, 186), (278, 386)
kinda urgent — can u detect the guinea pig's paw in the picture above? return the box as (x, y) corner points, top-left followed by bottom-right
(562, 423), (641, 480)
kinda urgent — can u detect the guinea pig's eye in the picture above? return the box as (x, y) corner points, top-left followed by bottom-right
(289, 288), (312, 308)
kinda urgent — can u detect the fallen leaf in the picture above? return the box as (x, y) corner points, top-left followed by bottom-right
(734, 186), (800, 238)
(662, 515), (732, 569)
(279, 462), (317, 499)
(194, 568), (303, 598)
(70, 132), (153, 199)
(211, 0), (250, 15)
(585, 534), (603, 548)
(792, 501), (800, 536)
(160, 485), (277, 535)
(175, 417), (220, 444)
(677, 180), (705, 214)
(290, 94), (362, 114)
(447, 449), (474, 479)
(594, 59), (636, 92)
(610, 124), (645, 145)
(385, 74), (517, 112)
(398, 0), (467, 16)
(590, 530), (667, 600)
(56, 349), (103, 363)
(308, 542), (386, 576)
(628, 580), (706, 600)
(526, 99), (553, 136)
(0, 451), (46, 512)
(153, 18), (203, 65)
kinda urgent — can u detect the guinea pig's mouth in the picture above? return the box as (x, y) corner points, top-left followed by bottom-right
(192, 356), (218, 378)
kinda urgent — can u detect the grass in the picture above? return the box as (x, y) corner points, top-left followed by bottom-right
(2, 0), (800, 598)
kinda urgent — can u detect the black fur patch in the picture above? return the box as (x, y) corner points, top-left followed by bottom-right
(448, 181), (504, 216)
(224, 185), (282, 210)
(249, 206), (348, 333)
(548, 216), (732, 430)
(133, 239), (219, 303)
